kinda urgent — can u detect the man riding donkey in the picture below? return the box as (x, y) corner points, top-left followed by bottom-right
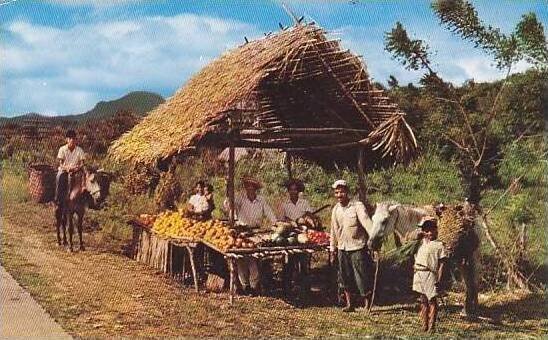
(54, 129), (107, 251)
(329, 180), (375, 312)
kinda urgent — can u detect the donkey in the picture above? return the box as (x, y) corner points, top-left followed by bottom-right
(55, 167), (111, 252)
(368, 201), (481, 317)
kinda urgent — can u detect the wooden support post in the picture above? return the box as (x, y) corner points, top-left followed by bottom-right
(228, 145), (236, 227)
(187, 246), (199, 292)
(286, 152), (293, 180)
(228, 257), (236, 304)
(357, 147), (368, 205)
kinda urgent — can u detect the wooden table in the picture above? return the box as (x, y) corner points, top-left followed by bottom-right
(129, 221), (201, 292)
(202, 242), (329, 304)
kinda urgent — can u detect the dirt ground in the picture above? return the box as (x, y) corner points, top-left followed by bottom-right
(1, 199), (546, 338)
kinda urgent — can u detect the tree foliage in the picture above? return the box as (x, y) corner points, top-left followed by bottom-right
(432, 0), (548, 70)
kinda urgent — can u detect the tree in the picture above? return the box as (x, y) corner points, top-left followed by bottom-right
(384, 0), (547, 291)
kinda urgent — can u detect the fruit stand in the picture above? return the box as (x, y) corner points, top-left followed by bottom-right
(129, 212), (331, 302)
(109, 24), (417, 304)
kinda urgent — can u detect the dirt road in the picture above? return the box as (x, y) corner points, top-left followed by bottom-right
(1, 200), (545, 338)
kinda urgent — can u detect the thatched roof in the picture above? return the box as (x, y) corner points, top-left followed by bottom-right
(109, 24), (417, 166)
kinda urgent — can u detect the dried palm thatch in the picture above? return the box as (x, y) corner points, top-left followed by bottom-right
(109, 23), (417, 166)
(437, 203), (477, 256)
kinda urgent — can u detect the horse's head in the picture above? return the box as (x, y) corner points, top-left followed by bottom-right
(84, 167), (112, 209)
(368, 202), (400, 251)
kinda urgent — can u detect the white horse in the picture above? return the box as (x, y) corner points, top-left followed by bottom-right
(368, 201), (480, 317)
(368, 202), (432, 251)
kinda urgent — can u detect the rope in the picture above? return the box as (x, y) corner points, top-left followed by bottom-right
(367, 251), (380, 314)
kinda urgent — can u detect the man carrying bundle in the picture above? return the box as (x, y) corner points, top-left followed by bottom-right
(329, 180), (374, 312)
(412, 217), (447, 333)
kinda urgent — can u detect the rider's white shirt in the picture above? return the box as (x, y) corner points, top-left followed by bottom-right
(57, 145), (85, 172)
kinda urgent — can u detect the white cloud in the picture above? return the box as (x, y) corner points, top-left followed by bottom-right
(1, 14), (258, 115)
(337, 24), (536, 87)
(455, 57), (532, 83)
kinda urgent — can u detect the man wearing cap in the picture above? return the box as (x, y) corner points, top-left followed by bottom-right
(223, 177), (277, 295)
(55, 129), (86, 205)
(412, 217), (447, 332)
(329, 179), (374, 312)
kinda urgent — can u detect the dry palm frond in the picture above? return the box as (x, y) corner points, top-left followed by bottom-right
(109, 23), (418, 166)
(366, 113), (418, 162)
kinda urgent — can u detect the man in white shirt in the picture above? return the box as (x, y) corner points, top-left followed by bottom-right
(329, 179), (374, 312)
(55, 130), (86, 204)
(280, 179), (314, 295)
(223, 177), (277, 295)
(281, 179), (313, 221)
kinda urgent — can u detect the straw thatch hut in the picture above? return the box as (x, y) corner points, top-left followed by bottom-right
(109, 24), (417, 169)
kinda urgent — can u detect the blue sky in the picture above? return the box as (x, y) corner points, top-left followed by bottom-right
(1, 0), (546, 117)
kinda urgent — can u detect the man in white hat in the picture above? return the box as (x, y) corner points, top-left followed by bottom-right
(223, 177), (277, 296)
(329, 180), (374, 312)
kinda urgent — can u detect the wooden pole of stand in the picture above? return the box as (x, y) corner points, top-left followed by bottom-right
(356, 147), (369, 205)
(186, 246), (199, 292)
(286, 152), (293, 180)
(228, 145), (236, 227)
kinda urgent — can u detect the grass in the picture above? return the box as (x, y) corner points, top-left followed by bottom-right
(1, 160), (547, 338)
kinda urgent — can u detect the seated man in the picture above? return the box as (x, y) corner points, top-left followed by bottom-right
(55, 129), (86, 205)
(187, 180), (213, 220)
(280, 179), (314, 294)
(224, 177), (277, 295)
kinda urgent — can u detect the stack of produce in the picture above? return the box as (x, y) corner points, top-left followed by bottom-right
(137, 213), (157, 227)
(306, 230), (330, 245)
(150, 211), (256, 251)
(151, 212), (196, 239)
(296, 214), (323, 230)
(437, 203), (476, 256)
(267, 222), (303, 246)
(202, 220), (235, 251)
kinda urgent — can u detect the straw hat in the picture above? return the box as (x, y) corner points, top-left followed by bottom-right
(242, 177), (262, 189)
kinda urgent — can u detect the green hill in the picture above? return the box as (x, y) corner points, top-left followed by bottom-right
(67, 91), (165, 121)
(0, 91), (164, 125)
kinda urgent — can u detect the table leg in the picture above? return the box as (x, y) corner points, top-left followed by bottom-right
(228, 257), (235, 304)
(186, 246), (199, 292)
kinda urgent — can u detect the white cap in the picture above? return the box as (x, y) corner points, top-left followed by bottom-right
(332, 179), (348, 189)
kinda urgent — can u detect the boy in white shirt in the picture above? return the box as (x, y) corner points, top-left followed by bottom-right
(188, 181), (212, 219)
(55, 130), (86, 204)
(413, 217), (447, 333)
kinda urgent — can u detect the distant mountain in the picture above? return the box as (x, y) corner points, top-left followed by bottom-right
(68, 91), (165, 121)
(0, 91), (165, 125)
